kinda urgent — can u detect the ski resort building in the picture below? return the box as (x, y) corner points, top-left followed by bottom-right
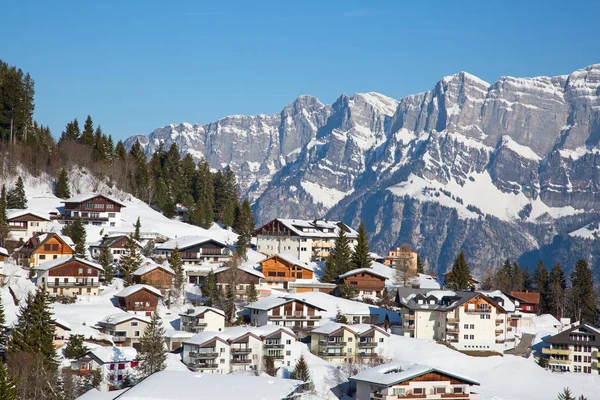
(89, 235), (142, 263)
(253, 218), (358, 262)
(97, 313), (150, 348)
(155, 236), (231, 265)
(310, 322), (389, 364)
(350, 362), (480, 399)
(35, 256), (103, 296)
(179, 306), (225, 334)
(6, 209), (49, 242)
(338, 268), (387, 298)
(247, 296), (326, 333)
(115, 284), (163, 316)
(214, 264), (263, 299)
(258, 253), (314, 290)
(56, 194), (126, 227)
(542, 323), (600, 374)
(16, 232), (75, 267)
(181, 326), (298, 374)
(131, 262), (174, 291)
(71, 346), (138, 388)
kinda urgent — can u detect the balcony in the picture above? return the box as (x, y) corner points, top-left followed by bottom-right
(495, 339), (505, 344)
(269, 315), (283, 320)
(188, 362), (218, 371)
(358, 342), (377, 348)
(405, 314), (416, 320)
(447, 318), (459, 323)
(264, 343), (284, 349)
(592, 361), (598, 369)
(230, 348), (252, 355)
(318, 340), (346, 347)
(495, 318), (504, 324)
(112, 336), (128, 343)
(264, 276), (296, 282)
(357, 353), (378, 358)
(189, 351), (219, 359)
(47, 281), (100, 288)
(441, 394), (470, 398)
(446, 327), (460, 333)
(495, 329), (504, 334)
(317, 352), (346, 357)
(548, 359), (571, 365)
(542, 348), (571, 356)
(447, 338), (459, 343)
(403, 323), (415, 329)
(231, 358), (252, 364)
(465, 308), (491, 313)
(52, 215), (109, 222)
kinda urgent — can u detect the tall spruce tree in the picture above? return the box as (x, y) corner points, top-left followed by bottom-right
(512, 262), (524, 292)
(522, 268), (533, 291)
(66, 217), (87, 258)
(64, 334), (88, 359)
(331, 226), (351, 276)
(569, 259), (597, 323)
(0, 292), (7, 350)
(290, 355), (313, 392)
(136, 312), (166, 377)
(194, 159), (214, 228)
(446, 252), (472, 291)
(0, 185), (6, 225)
(247, 281), (258, 303)
(533, 260), (550, 314)
(234, 199), (254, 261)
(98, 244), (114, 284)
(6, 177), (27, 209)
(321, 254), (337, 283)
(416, 255), (424, 274)
(350, 220), (371, 270)
(170, 246), (185, 300)
(549, 263), (567, 319)
(133, 217), (142, 242)
(142, 240), (155, 257)
(203, 269), (219, 306)
(54, 168), (71, 199)
(119, 235), (142, 286)
(80, 115), (95, 146)
(0, 362), (17, 400)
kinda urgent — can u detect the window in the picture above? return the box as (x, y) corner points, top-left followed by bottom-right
(39, 255), (46, 260)
(470, 335), (474, 340)
(435, 387), (446, 394)
(464, 324), (469, 329)
(470, 324), (474, 329)
(413, 388), (424, 395)
(379, 338), (384, 343)
(44, 244), (51, 251)
(464, 335), (469, 340)
(85, 203), (92, 208)
(109, 213), (115, 218)
(392, 388), (405, 395)
(95, 204), (104, 208)
(574, 365), (582, 373)
(118, 363), (125, 369)
(286, 351), (291, 356)
(131, 322), (138, 326)
(78, 268), (83, 274)
(220, 359), (225, 364)
(109, 374), (115, 381)
(87, 268), (92, 274)
(286, 340), (291, 345)
(486, 314), (490, 320)
(348, 337), (352, 342)
(480, 314), (485, 319)
(110, 364), (115, 370)
(130, 361), (138, 368)
(117, 375), (123, 381)
(454, 387), (464, 394)
(135, 331), (140, 337)
(106, 204), (114, 209)
(52, 244), (59, 251)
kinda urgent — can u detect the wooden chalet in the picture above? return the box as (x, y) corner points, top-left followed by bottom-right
(338, 268), (387, 297)
(36, 256), (103, 296)
(16, 232), (75, 267)
(509, 291), (540, 314)
(90, 235), (142, 263)
(57, 193), (125, 227)
(214, 265), (263, 298)
(132, 263), (174, 290)
(259, 253), (314, 289)
(115, 285), (163, 316)
(6, 210), (49, 243)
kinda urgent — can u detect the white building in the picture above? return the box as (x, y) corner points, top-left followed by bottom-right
(6, 210), (49, 242)
(179, 306), (225, 334)
(181, 325), (298, 373)
(395, 288), (514, 352)
(35, 256), (103, 296)
(253, 218), (358, 262)
(97, 313), (151, 348)
(71, 346), (138, 388)
(350, 362), (480, 399)
(155, 236), (231, 265)
(542, 323), (600, 374)
(59, 194), (126, 228)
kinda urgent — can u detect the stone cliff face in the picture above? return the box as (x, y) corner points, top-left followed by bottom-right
(126, 65), (600, 277)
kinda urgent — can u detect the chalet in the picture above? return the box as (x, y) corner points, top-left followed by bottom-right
(247, 296), (326, 333)
(90, 235), (142, 263)
(156, 236), (231, 265)
(36, 256), (103, 296)
(115, 284), (163, 316)
(384, 245), (418, 273)
(350, 362), (480, 399)
(132, 263), (174, 291)
(338, 268), (387, 298)
(181, 325), (298, 374)
(70, 346), (138, 388)
(214, 264), (263, 298)
(542, 323), (600, 374)
(310, 322), (389, 364)
(53, 318), (72, 347)
(395, 288), (513, 352)
(259, 253), (314, 290)
(97, 313), (150, 348)
(179, 306), (225, 334)
(57, 193), (125, 227)
(6, 209), (49, 242)
(253, 218), (358, 262)
(287, 281), (337, 294)
(509, 291), (540, 314)
(15, 232), (75, 267)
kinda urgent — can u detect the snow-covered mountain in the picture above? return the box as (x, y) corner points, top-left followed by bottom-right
(126, 65), (600, 276)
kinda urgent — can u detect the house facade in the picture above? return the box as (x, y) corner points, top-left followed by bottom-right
(179, 306), (226, 334)
(253, 218), (358, 262)
(58, 194), (125, 227)
(70, 346), (138, 388)
(155, 236), (231, 265)
(97, 313), (150, 348)
(396, 289), (512, 352)
(214, 264), (263, 298)
(132, 263), (174, 291)
(509, 291), (540, 314)
(90, 235), (142, 263)
(310, 322), (389, 364)
(247, 296), (325, 333)
(542, 323), (600, 374)
(259, 253), (314, 290)
(115, 285), (163, 316)
(383, 246), (418, 273)
(181, 326), (297, 374)
(350, 362), (480, 400)
(338, 268), (387, 298)
(16, 233), (75, 267)
(6, 210), (49, 242)
(36, 256), (103, 296)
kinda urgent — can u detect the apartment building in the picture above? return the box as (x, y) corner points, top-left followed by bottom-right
(542, 323), (600, 374)
(16, 232), (75, 267)
(155, 236), (231, 265)
(247, 296), (326, 333)
(97, 313), (150, 348)
(310, 322), (389, 364)
(115, 284), (163, 316)
(253, 218), (358, 262)
(35, 256), (103, 296)
(181, 326), (298, 374)
(383, 245), (418, 273)
(56, 194), (125, 227)
(6, 210), (49, 242)
(70, 346), (138, 388)
(395, 288), (512, 352)
(179, 306), (225, 333)
(350, 362), (480, 399)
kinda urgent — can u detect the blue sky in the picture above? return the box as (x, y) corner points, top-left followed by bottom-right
(3, 0), (599, 141)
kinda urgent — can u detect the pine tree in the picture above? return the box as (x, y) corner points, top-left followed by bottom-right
(65, 217), (87, 258)
(334, 307), (349, 324)
(446, 252), (472, 291)
(6, 177), (27, 209)
(549, 263), (567, 319)
(0, 185), (6, 225)
(115, 140), (127, 159)
(290, 355), (313, 392)
(142, 240), (155, 257)
(494, 259), (513, 293)
(234, 200), (253, 261)
(136, 312), (166, 377)
(54, 168), (71, 199)
(194, 159), (214, 228)
(170, 246), (185, 299)
(80, 115), (95, 146)
(512, 262), (524, 292)
(569, 259), (597, 323)
(523, 268), (533, 291)
(224, 284), (237, 324)
(64, 334), (88, 359)
(0, 292), (7, 351)
(98, 244), (114, 284)
(557, 387), (575, 400)
(416, 255), (424, 274)
(0, 363), (17, 400)
(533, 261), (550, 314)
(119, 235), (142, 286)
(203, 269), (219, 306)
(60, 119), (80, 142)
(321, 254), (337, 283)
(133, 217), (142, 242)
(331, 226), (351, 276)
(350, 220), (371, 270)
(247, 281), (258, 303)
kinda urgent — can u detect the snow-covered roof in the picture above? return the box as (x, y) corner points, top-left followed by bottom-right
(178, 306), (225, 318)
(113, 370), (301, 400)
(311, 322), (388, 336)
(214, 264), (264, 279)
(62, 193), (126, 207)
(115, 284), (163, 298)
(54, 317), (72, 331)
(156, 236), (227, 251)
(87, 346), (137, 363)
(0, 247), (8, 257)
(350, 361), (480, 387)
(246, 295), (323, 311)
(32, 232), (75, 248)
(339, 267), (388, 280)
(132, 263), (174, 277)
(264, 252), (314, 271)
(77, 388), (127, 400)
(6, 209), (50, 221)
(184, 325), (295, 346)
(396, 288), (502, 312)
(480, 290), (516, 312)
(35, 256), (103, 272)
(99, 312), (151, 325)
(257, 218), (358, 238)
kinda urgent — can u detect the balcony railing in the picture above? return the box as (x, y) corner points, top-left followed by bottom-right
(47, 281), (100, 288)
(264, 276), (296, 282)
(318, 340), (346, 347)
(403, 323), (415, 329)
(230, 348), (252, 355)
(317, 352), (346, 357)
(447, 318), (459, 323)
(465, 308), (491, 313)
(264, 343), (284, 349)
(358, 342), (377, 348)
(446, 327), (460, 333)
(495, 339), (505, 344)
(405, 314), (416, 320)
(357, 353), (378, 358)
(495, 329), (504, 334)
(447, 338), (459, 343)
(51, 215), (109, 222)
(441, 394), (470, 398)
(548, 359), (571, 365)
(189, 351), (219, 359)
(495, 319), (503, 324)
(188, 362), (218, 370)
(112, 336), (127, 343)
(542, 348), (571, 356)
(231, 358), (252, 364)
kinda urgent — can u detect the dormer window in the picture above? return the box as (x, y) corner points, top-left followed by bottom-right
(418, 299), (423, 304)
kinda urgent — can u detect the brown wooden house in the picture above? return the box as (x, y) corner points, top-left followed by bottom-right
(115, 284), (163, 316)
(16, 233), (75, 267)
(259, 253), (314, 290)
(57, 193), (126, 228)
(338, 268), (387, 298)
(36, 256), (103, 296)
(132, 263), (174, 291)
(214, 265), (263, 298)
(90, 235), (142, 263)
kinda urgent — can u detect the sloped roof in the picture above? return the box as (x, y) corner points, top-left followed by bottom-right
(86, 346), (137, 363)
(115, 284), (163, 298)
(184, 325), (296, 346)
(214, 264), (264, 279)
(36, 256), (103, 271)
(262, 253), (314, 271)
(156, 236), (227, 251)
(544, 323), (600, 346)
(0, 247), (8, 257)
(99, 312), (151, 325)
(6, 209), (50, 221)
(255, 218), (358, 238)
(178, 306), (225, 318)
(339, 268), (388, 280)
(132, 263), (174, 277)
(509, 291), (541, 305)
(246, 295), (325, 312)
(395, 288), (506, 313)
(311, 322), (389, 336)
(62, 193), (126, 207)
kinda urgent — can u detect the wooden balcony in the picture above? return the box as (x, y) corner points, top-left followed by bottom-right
(189, 351), (219, 359)
(358, 342), (377, 348)
(47, 281), (100, 288)
(231, 358), (252, 364)
(264, 343), (284, 349)
(318, 352), (346, 357)
(405, 314), (416, 320)
(446, 327), (460, 333)
(112, 336), (128, 343)
(495, 318), (503, 324)
(542, 348), (571, 356)
(264, 276), (296, 282)
(495, 339), (505, 344)
(230, 348), (252, 355)
(447, 318), (460, 323)
(547, 358), (571, 365)
(318, 340), (346, 347)
(447, 338), (459, 343)
(465, 308), (490, 313)
(188, 362), (218, 370)
(495, 329), (504, 334)
(357, 353), (378, 358)
(397, 394), (426, 399)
